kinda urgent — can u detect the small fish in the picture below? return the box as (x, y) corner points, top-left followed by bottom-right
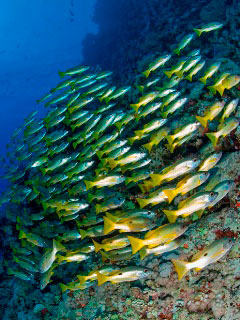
(195, 101), (225, 128)
(163, 75), (181, 89)
(39, 239), (65, 273)
(19, 230), (48, 247)
(150, 157), (200, 186)
(162, 97), (188, 118)
(57, 252), (89, 263)
(76, 214), (103, 228)
(58, 65), (89, 78)
(96, 139), (128, 159)
(98, 86), (116, 102)
(193, 22), (224, 37)
(93, 113), (116, 139)
(84, 174), (125, 190)
(13, 256), (38, 273)
(139, 238), (182, 260)
(105, 86), (131, 103)
(59, 281), (93, 292)
(77, 265), (118, 285)
(68, 97), (94, 114)
(185, 60), (205, 82)
(130, 91), (159, 113)
(207, 72), (230, 94)
(40, 264), (57, 290)
(161, 91), (181, 109)
(8, 268), (33, 281)
(166, 122), (201, 145)
(220, 98), (239, 123)
(163, 172), (210, 203)
(135, 118), (168, 139)
(216, 74), (240, 96)
(125, 169), (152, 185)
(143, 54), (171, 78)
(108, 151), (147, 170)
(209, 180), (234, 208)
(100, 247), (133, 262)
(172, 238), (234, 280)
(143, 126), (170, 152)
(176, 56), (202, 78)
(128, 222), (188, 254)
(174, 33), (195, 55)
(206, 117), (239, 147)
(198, 152), (222, 171)
(163, 191), (218, 223)
(199, 62), (221, 84)
(164, 60), (186, 78)
(103, 215), (155, 235)
(92, 234), (130, 252)
(96, 266), (151, 285)
(79, 225), (105, 240)
(137, 186), (171, 208)
(136, 102), (162, 121)
(67, 161), (95, 178)
(115, 111), (135, 130)
(96, 196), (125, 214)
(137, 77), (161, 92)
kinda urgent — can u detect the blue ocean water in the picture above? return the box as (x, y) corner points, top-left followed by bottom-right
(0, 0), (97, 194)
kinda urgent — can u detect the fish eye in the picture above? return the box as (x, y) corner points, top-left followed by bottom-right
(147, 211), (151, 215)
(193, 158), (198, 162)
(119, 272), (122, 275)
(210, 192), (214, 196)
(204, 253), (208, 256)
(144, 269), (148, 272)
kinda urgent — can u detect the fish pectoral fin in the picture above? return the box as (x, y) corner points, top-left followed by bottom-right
(194, 267), (203, 272)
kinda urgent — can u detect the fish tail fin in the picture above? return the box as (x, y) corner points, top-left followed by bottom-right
(171, 258), (189, 280)
(59, 283), (68, 292)
(70, 124), (76, 132)
(92, 239), (102, 253)
(185, 74), (192, 82)
(79, 229), (88, 240)
(103, 216), (116, 235)
(174, 48), (181, 56)
(193, 28), (202, 37)
(77, 275), (87, 285)
(199, 76), (206, 84)
(87, 193), (94, 202)
(142, 142), (153, 153)
(99, 250), (109, 262)
(96, 271), (108, 286)
(128, 236), (145, 254)
(166, 135), (175, 145)
(115, 121), (122, 130)
(40, 168), (47, 176)
(163, 189), (178, 204)
(72, 141), (78, 150)
(139, 247), (147, 260)
(108, 159), (117, 170)
(207, 85), (216, 95)
(150, 173), (162, 186)
(125, 177), (132, 185)
(84, 180), (93, 191)
(96, 150), (104, 159)
(205, 132), (220, 147)
(134, 130), (143, 139)
(95, 204), (102, 214)
(128, 136), (136, 145)
(57, 254), (66, 263)
(130, 103), (140, 113)
(215, 85), (224, 96)
(161, 111), (168, 119)
(104, 97), (111, 104)
(137, 85), (144, 92)
(136, 198), (148, 209)
(162, 209), (178, 223)
(164, 70), (173, 78)
(53, 239), (66, 253)
(195, 115), (208, 128)
(19, 230), (26, 239)
(58, 71), (65, 78)
(142, 69), (150, 78)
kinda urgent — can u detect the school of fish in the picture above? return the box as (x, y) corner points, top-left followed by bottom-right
(1, 21), (239, 290)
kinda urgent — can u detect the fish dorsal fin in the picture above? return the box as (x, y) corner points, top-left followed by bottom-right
(192, 247), (207, 261)
(145, 223), (168, 239)
(178, 197), (189, 209)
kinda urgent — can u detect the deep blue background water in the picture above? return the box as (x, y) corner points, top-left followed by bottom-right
(0, 0), (97, 194)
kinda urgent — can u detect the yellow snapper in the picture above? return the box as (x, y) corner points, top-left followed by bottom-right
(172, 237), (234, 280)
(108, 151), (147, 170)
(84, 174), (125, 190)
(198, 152), (222, 171)
(174, 33), (195, 55)
(163, 171), (210, 203)
(150, 157), (200, 186)
(163, 191), (218, 223)
(195, 101), (225, 128)
(214, 74), (240, 96)
(199, 61), (221, 84)
(39, 239), (66, 273)
(185, 60), (205, 82)
(193, 22), (224, 37)
(206, 117), (239, 147)
(136, 186), (172, 208)
(130, 91), (159, 113)
(166, 122), (201, 145)
(92, 234), (130, 252)
(128, 222), (188, 254)
(207, 72), (230, 94)
(142, 54), (171, 78)
(77, 266), (119, 285)
(220, 98), (239, 123)
(134, 118), (168, 139)
(139, 238), (182, 260)
(100, 247), (133, 262)
(143, 126), (170, 153)
(96, 266), (151, 285)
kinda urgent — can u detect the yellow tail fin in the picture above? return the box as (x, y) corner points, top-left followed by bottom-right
(79, 229), (88, 240)
(193, 28), (202, 37)
(130, 103), (140, 113)
(108, 159), (117, 170)
(163, 188), (178, 204)
(77, 275), (87, 285)
(162, 209), (178, 223)
(53, 239), (66, 252)
(96, 204), (102, 214)
(142, 69), (150, 78)
(195, 115), (208, 128)
(137, 85), (144, 92)
(134, 130), (143, 139)
(136, 198), (148, 209)
(142, 142), (153, 153)
(215, 85), (225, 96)
(99, 250), (109, 262)
(103, 216), (116, 235)
(125, 178), (132, 185)
(166, 135), (175, 145)
(174, 48), (181, 56)
(199, 76), (206, 84)
(84, 180), (94, 190)
(139, 247), (148, 260)
(171, 258), (189, 280)
(150, 173), (163, 186)
(19, 230), (27, 239)
(185, 74), (192, 82)
(96, 150), (104, 159)
(128, 236), (145, 254)
(96, 271), (108, 286)
(205, 132), (220, 147)
(58, 71), (65, 78)
(92, 239), (102, 253)
(164, 70), (173, 78)
(207, 85), (216, 95)
(59, 283), (68, 292)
